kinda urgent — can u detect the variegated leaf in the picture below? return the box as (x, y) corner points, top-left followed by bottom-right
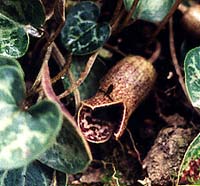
(184, 46), (200, 108)
(61, 1), (110, 55)
(39, 118), (92, 174)
(0, 14), (29, 58)
(124, 0), (175, 23)
(0, 57), (62, 170)
(0, 162), (53, 186)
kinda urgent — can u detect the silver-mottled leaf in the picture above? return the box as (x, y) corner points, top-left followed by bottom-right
(184, 47), (200, 108)
(61, 1), (110, 55)
(0, 57), (62, 170)
(124, 0), (175, 23)
(39, 119), (92, 174)
(0, 14), (29, 58)
(0, 162), (53, 186)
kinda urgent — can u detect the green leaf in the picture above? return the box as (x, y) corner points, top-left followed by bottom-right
(0, 161), (68, 186)
(39, 118), (92, 174)
(63, 56), (107, 100)
(177, 133), (200, 185)
(0, 13), (29, 58)
(0, 0), (45, 27)
(184, 46), (200, 108)
(61, 1), (111, 55)
(0, 162), (54, 186)
(123, 0), (175, 23)
(0, 55), (24, 74)
(0, 57), (62, 170)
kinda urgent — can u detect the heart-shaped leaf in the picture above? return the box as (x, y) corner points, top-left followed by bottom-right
(184, 46), (200, 108)
(0, 0), (45, 27)
(0, 14), (29, 58)
(61, 1), (111, 55)
(39, 118), (92, 174)
(0, 56), (62, 170)
(123, 0), (175, 23)
(177, 133), (200, 185)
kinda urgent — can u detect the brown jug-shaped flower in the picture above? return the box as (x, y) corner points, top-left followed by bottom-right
(77, 56), (156, 143)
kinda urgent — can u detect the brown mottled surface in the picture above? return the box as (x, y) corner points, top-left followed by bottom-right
(78, 56), (156, 142)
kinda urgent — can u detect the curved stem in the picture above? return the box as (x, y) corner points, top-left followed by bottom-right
(69, 70), (81, 112)
(104, 43), (126, 57)
(147, 41), (161, 64)
(51, 44), (81, 111)
(110, 0), (124, 25)
(51, 51), (72, 84)
(169, 18), (188, 99)
(148, 0), (183, 46)
(121, 0), (139, 29)
(111, 9), (126, 32)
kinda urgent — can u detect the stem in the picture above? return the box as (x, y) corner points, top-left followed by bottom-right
(51, 44), (81, 111)
(147, 41), (161, 64)
(69, 70), (81, 111)
(43, 0), (65, 49)
(110, 0), (124, 25)
(41, 58), (76, 125)
(104, 43), (126, 57)
(27, 42), (54, 97)
(111, 9), (126, 32)
(28, 4), (65, 95)
(52, 42), (66, 66)
(126, 128), (142, 164)
(58, 51), (99, 99)
(121, 0), (139, 29)
(169, 18), (188, 99)
(51, 51), (72, 84)
(148, 0), (183, 46)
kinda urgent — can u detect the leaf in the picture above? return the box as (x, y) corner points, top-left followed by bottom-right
(0, 161), (68, 186)
(0, 13), (29, 58)
(61, 1), (111, 55)
(0, 0), (45, 27)
(62, 56), (107, 100)
(0, 161), (54, 186)
(39, 118), (92, 174)
(40, 60), (92, 174)
(0, 55), (24, 74)
(177, 133), (200, 185)
(123, 0), (175, 23)
(0, 57), (63, 170)
(184, 46), (200, 108)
